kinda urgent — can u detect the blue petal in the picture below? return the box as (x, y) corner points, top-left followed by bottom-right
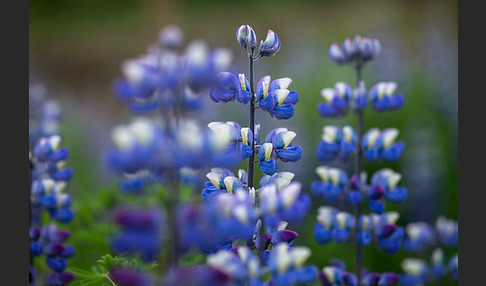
(332, 229), (350, 243)
(259, 94), (277, 111)
(48, 147), (69, 162)
(355, 94), (368, 109)
(283, 90), (299, 105)
(381, 142), (405, 161)
(316, 141), (340, 162)
(378, 238), (401, 254)
(311, 181), (343, 203)
(271, 230), (298, 245)
(275, 146), (302, 162)
(347, 191), (362, 205)
(314, 223), (332, 245)
(385, 187), (407, 204)
(60, 246), (75, 259)
(50, 168), (74, 181)
(238, 144), (253, 159)
(389, 94), (404, 110)
(259, 159), (277, 175)
(202, 187), (226, 202)
(296, 266), (319, 284)
(317, 102), (346, 118)
(271, 104), (295, 120)
(357, 231), (371, 246)
(364, 147), (380, 162)
(53, 209), (74, 223)
(339, 141), (356, 161)
(372, 97), (390, 112)
(209, 87), (236, 103)
(368, 199), (385, 214)
(237, 89), (252, 104)
(46, 257), (67, 273)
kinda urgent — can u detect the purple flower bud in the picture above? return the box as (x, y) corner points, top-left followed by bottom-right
(159, 25), (183, 50)
(259, 30), (281, 57)
(328, 43), (347, 64)
(236, 25), (257, 51)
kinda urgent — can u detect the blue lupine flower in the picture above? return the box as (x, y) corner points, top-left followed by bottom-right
(374, 222), (404, 254)
(332, 212), (354, 243)
(369, 82), (404, 112)
(202, 168), (246, 201)
(356, 215), (372, 246)
(399, 258), (429, 285)
(260, 182), (311, 229)
(256, 76), (298, 120)
(346, 175), (363, 206)
(207, 247), (263, 286)
(328, 36), (381, 65)
(314, 207), (355, 245)
(38, 224), (75, 283)
(317, 82), (352, 118)
(259, 30), (281, 57)
(111, 207), (164, 262)
(362, 128), (405, 162)
(266, 242), (318, 286)
(314, 207), (338, 245)
(106, 119), (163, 174)
(311, 166), (348, 204)
(260, 171), (295, 189)
(209, 72), (252, 104)
(265, 128), (303, 163)
(183, 41), (233, 93)
(448, 253), (458, 280)
(319, 265), (357, 286)
(316, 126), (357, 162)
(367, 169), (407, 214)
(114, 27), (232, 112)
(430, 248), (446, 278)
(435, 216), (458, 247)
(31, 178), (74, 225)
(179, 190), (258, 254)
(403, 222), (435, 251)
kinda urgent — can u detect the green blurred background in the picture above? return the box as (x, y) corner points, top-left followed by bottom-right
(30, 0), (458, 283)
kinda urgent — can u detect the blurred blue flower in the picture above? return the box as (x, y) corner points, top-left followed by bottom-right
(318, 82), (352, 118)
(316, 126), (357, 162)
(311, 166), (348, 204)
(367, 169), (407, 214)
(435, 216), (458, 247)
(403, 222), (435, 251)
(260, 182), (311, 229)
(111, 207), (164, 262)
(266, 242), (318, 286)
(328, 36), (381, 65)
(369, 82), (404, 112)
(362, 128), (405, 162)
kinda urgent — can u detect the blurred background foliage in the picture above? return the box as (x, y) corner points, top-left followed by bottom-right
(30, 0), (457, 283)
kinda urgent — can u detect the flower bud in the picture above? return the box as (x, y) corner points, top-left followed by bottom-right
(259, 30), (281, 57)
(236, 25), (257, 52)
(159, 25), (183, 50)
(328, 43), (347, 64)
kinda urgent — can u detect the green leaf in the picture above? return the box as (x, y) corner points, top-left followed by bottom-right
(67, 267), (104, 279)
(70, 277), (105, 286)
